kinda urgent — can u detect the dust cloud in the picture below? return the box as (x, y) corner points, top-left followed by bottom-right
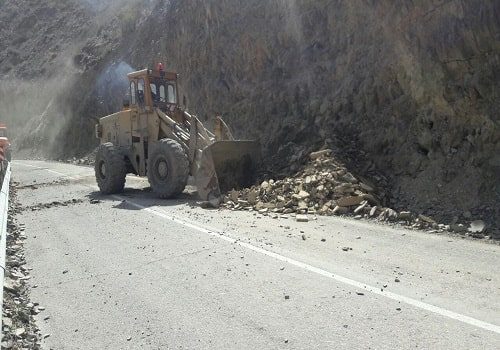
(0, 0), (152, 158)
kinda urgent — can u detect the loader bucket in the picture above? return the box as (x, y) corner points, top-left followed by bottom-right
(195, 140), (260, 202)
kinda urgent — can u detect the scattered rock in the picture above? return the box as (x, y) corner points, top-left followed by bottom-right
(3, 186), (41, 348)
(450, 224), (468, 234)
(309, 149), (332, 160)
(296, 214), (309, 222)
(359, 183), (374, 192)
(418, 214), (436, 224)
(332, 206), (349, 215)
(398, 211), (412, 221)
(354, 201), (368, 214)
(469, 220), (485, 233)
(218, 148), (492, 237)
(1, 341), (13, 349)
(3, 317), (13, 327)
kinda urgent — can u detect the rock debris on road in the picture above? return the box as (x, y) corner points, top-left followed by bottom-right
(2, 160), (499, 350)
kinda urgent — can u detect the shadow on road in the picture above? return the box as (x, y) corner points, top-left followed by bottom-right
(86, 185), (204, 211)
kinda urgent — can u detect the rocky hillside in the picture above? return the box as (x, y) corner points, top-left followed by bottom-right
(0, 0), (499, 228)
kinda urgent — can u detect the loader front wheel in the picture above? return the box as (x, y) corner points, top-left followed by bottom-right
(95, 143), (126, 194)
(147, 138), (189, 199)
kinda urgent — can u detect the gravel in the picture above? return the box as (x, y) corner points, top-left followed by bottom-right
(2, 184), (42, 349)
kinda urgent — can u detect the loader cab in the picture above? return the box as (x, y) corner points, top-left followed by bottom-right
(127, 66), (179, 113)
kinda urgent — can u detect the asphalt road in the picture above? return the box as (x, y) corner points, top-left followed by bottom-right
(10, 160), (500, 349)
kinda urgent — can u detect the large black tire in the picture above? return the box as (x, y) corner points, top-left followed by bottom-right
(95, 143), (126, 194)
(147, 138), (189, 199)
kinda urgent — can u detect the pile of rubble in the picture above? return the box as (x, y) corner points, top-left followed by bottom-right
(2, 186), (43, 349)
(223, 149), (379, 215)
(222, 149), (490, 238)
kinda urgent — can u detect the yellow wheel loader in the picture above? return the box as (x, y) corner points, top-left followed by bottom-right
(94, 63), (260, 203)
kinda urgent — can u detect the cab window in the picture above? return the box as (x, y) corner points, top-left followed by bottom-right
(159, 85), (166, 102)
(167, 84), (176, 104)
(150, 83), (158, 101)
(137, 79), (145, 104)
(130, 82), (136, 105)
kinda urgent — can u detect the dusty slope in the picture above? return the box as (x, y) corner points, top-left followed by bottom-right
(0, 0), (499, 227)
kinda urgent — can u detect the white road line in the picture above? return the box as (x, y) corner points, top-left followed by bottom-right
(13, 161), (500, 335)
(14, 162), (82, 180)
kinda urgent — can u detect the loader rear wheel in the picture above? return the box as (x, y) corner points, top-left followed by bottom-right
(147, 138), (189, 199)
(95, 143), (126, 194)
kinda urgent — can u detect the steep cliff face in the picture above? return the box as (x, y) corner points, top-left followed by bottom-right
(145, 0), (500, 224)
(1, 0), (499, 226)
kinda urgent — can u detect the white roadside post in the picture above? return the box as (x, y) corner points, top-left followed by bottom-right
(0, 163), (12, 327)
